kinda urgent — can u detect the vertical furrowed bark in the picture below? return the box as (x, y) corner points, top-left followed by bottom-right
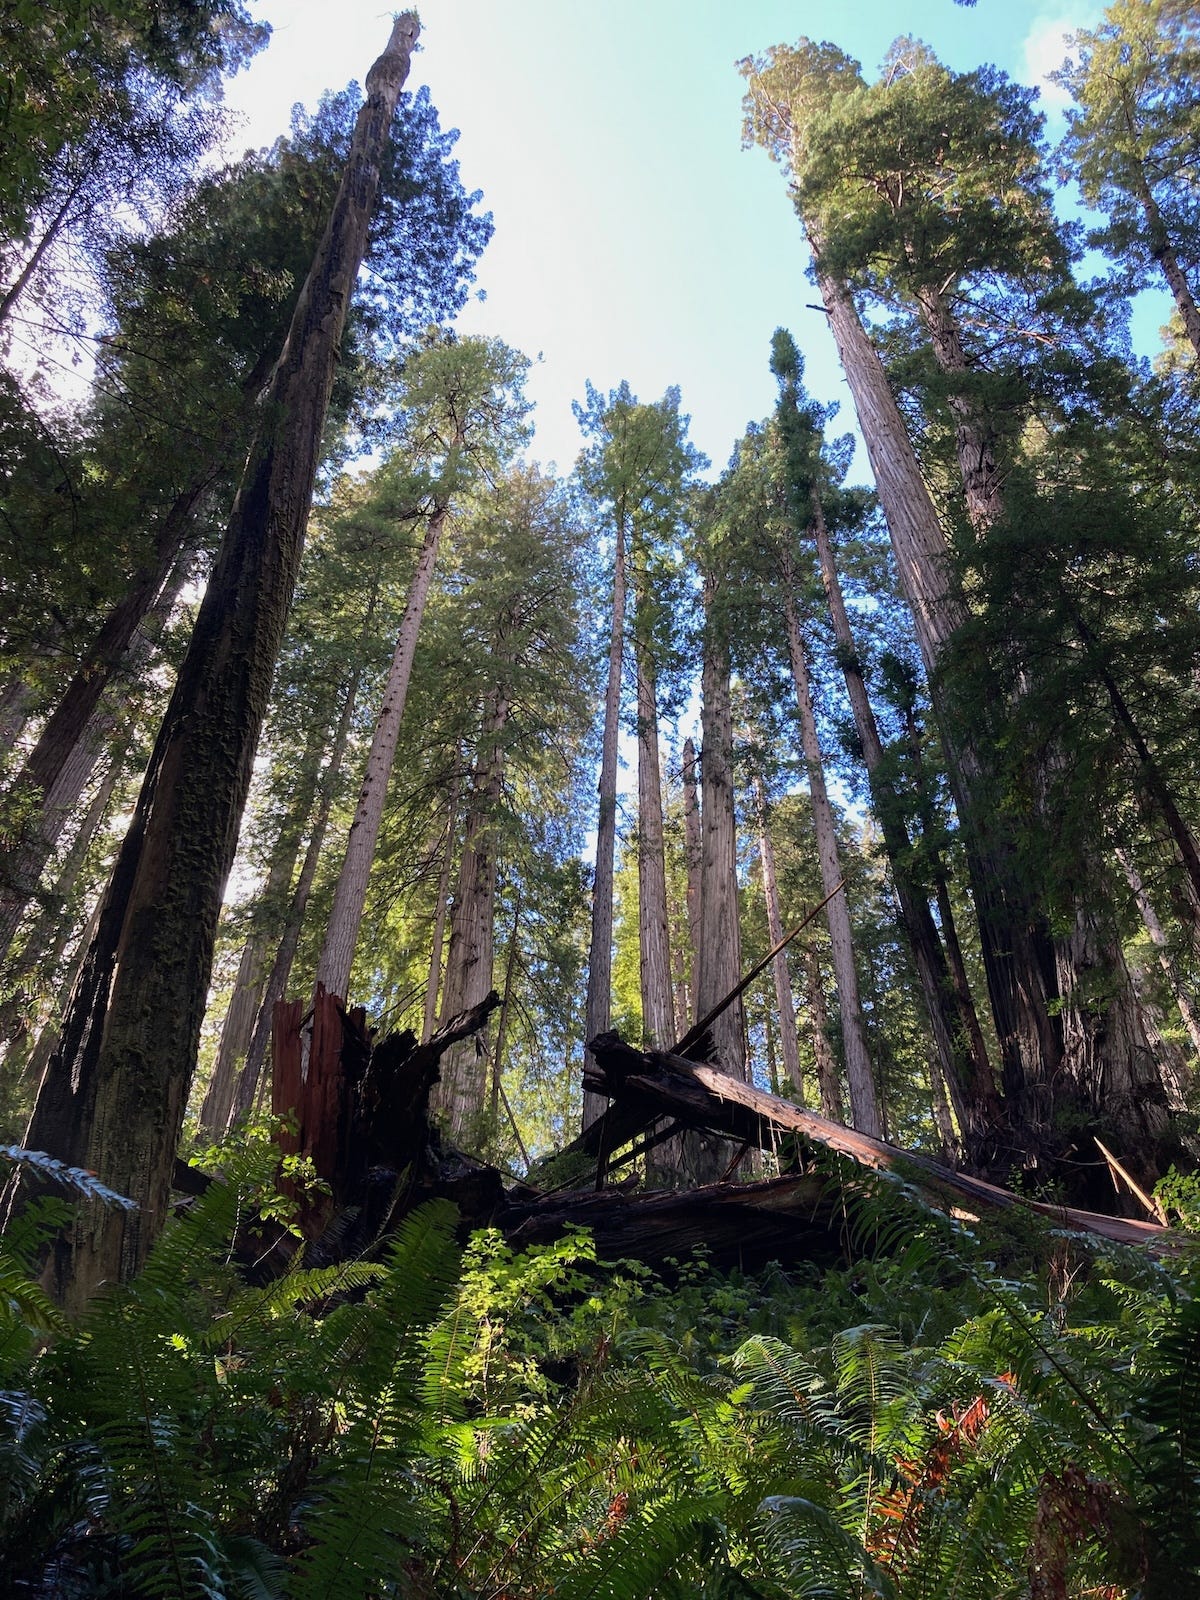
(10, 15), (421, 1309)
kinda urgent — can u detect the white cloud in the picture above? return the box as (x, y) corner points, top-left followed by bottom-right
(1022, 11), (1089, 111)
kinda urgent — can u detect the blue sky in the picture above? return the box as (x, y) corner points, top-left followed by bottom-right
(224, 0), (1114, 478)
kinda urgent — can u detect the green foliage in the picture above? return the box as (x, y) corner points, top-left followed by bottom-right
(0, 1155), (1195, 1595)
(1054, 0), (1200, 299)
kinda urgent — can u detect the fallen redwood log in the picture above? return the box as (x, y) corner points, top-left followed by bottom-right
(583, 1032), (1174, 1252)
(497, 1173), (841, 1270)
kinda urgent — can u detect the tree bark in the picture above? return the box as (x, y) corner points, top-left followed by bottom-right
(0, 748), (125, 1080)
(778, 549), (880, 1137)
(0, 543), (191, 968)
(228, 657), (365, 1128)
(582, 511), (627, 1129)
(806, 493), (999, 1152)
(634, 651), (673, 1050)
(813, 249), (1065, 1144)
(681, 734), (702, 1008)
(10, 15), (421, 1310)
(684, 575), (749, 1186)
(1054, 902), (1171, 1203)
(802, 945), (844, 1122)
(910, 261), (1175, 1178)
(315, 479), (459, 1004)
(433, 685), (509, 1141)
(1117, 847), (1200, 1062)
(422, 771), (461, 1044)
(489, 887), (522, 1131)
(753, 775), (804, 1099)
(1126, 132), (1200, 358)
(913, 284), (1005, 532)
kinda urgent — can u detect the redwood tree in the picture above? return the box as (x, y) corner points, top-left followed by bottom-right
(11, 16), (423, 1309)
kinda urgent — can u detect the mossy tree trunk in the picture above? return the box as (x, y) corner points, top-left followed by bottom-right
(10, 15), (421, 1311)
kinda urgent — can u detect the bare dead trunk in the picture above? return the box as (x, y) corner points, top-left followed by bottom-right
(753, 775), (803, 1099)
(778, 554), (880, 1137)
(10, 15), (421, 1311)
(433, 686), (509, 1141)
(582, 513), (627, 1128)
(315, 484), (457, 1003)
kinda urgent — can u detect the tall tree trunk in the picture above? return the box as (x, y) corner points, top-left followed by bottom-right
(0, 544), (191, 967)
(197, 708), (327, 1137)
(912, 284), (1005, 532)
(634, 651), (673, 1049)
(778, 550), (880, 1137)
(0, 748), (125, 1079)
(228, 658), (365, 1128)
(582, 513), (627, 1129)
(9, 15), (421, 1310)
(813, 249), (1064, 1146)
(753, 775), (803, 1099)
(17, 892), (105, 1100)
(0, 154), (97, 327)
(5, 478), (210, 820)
(1117, 847), (1200, 1061)
(806, 493), (999, 1153)
(422, 771), (461, 1044)
(1054, 902), (1172, 1207)
(686, 576), (748, 1186)
(1125, 131), (1200, 358)
(434, 685), (509, 1141)
(913, 271), (1174, 1183)
(1068, 602), (1200, 925)
(315, 478), (460, 1004)
(802, 946), (844, 1122)
(489, 887), (522, 1132)
(681, 734), (702, 1014)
